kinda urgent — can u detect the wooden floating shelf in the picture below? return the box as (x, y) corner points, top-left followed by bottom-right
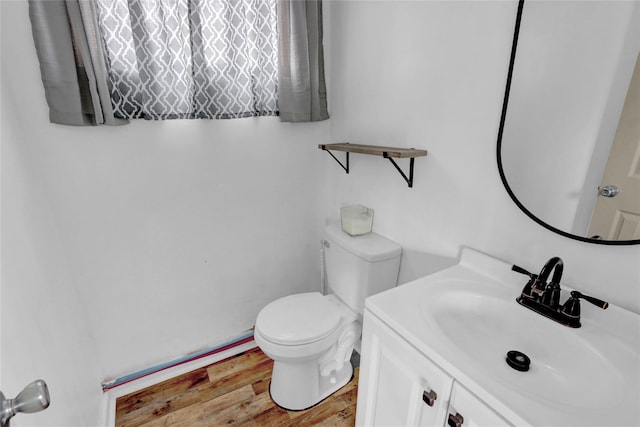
(319, 143), (427, 158)
(319, 143), (428, 188)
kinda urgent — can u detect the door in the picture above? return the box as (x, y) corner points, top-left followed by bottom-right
(588, 52), (640, 240)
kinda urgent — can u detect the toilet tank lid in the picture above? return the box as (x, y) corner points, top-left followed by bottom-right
(325, 224), (402, 262)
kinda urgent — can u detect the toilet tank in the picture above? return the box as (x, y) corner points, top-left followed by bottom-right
(324, 224), (402, 314)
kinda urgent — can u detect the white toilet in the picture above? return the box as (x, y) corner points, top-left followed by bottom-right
(254, 224), (402, 410)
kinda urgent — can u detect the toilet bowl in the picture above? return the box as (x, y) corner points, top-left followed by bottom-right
(254, 224), (402, 410)
(254, 292), (359, 410)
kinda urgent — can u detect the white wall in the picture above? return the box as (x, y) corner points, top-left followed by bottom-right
(1, 67), (104, 427)
(324, 0), (640, 313)
(1, 1), (327, 425)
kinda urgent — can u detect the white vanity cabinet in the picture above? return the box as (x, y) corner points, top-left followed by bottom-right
(356, 310), (511, 427)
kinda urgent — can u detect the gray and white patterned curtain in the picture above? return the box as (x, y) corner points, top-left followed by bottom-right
(96, 0), (278, 120)
(28, 0), (328, 125)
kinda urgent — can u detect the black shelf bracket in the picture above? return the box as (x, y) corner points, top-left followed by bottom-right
(320, 145), (349, 173)
(384, 154), (415, 188)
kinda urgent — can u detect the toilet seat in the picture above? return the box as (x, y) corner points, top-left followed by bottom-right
(256, 293), (343, 346)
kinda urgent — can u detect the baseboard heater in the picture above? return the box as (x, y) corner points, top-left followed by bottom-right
(101, 330), (255, 391)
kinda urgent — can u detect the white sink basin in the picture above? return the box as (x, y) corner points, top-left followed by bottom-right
(424, 280), (630, 410)
(365, 248), (640, 426)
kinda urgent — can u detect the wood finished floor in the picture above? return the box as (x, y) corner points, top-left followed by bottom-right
(115, 347), (359, 427)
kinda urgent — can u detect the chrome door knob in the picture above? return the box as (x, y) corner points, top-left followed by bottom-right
(598, 185), (620, 197)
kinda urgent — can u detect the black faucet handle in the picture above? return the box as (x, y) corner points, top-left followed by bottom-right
(571, 291), (609, 310)
(561, 290), (609, 322)
(512, 265), (544, 298)
(512, 264), (535, 278)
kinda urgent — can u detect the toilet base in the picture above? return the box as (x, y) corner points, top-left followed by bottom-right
(269, 358), (354, 411)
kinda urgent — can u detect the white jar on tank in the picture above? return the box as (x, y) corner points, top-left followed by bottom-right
(254, 224), (402, 410)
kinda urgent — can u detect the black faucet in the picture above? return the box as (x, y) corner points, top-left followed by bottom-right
(512, 257), (608, 328)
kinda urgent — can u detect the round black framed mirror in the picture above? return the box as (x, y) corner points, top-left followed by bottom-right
(497, 0), (640, 245)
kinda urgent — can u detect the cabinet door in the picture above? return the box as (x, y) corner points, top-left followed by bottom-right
(446, 383), (512, 427)
(356, 310), (453, 426)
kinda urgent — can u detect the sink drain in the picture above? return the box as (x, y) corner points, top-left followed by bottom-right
(506, 350), (530, 372)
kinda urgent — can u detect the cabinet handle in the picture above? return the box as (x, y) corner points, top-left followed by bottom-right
(422, 389), (437, 406)
(448, 412), (464, 427)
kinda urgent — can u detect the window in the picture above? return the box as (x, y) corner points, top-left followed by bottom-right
(95, 0), (279, 120)
(29, 0), (326, 125)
